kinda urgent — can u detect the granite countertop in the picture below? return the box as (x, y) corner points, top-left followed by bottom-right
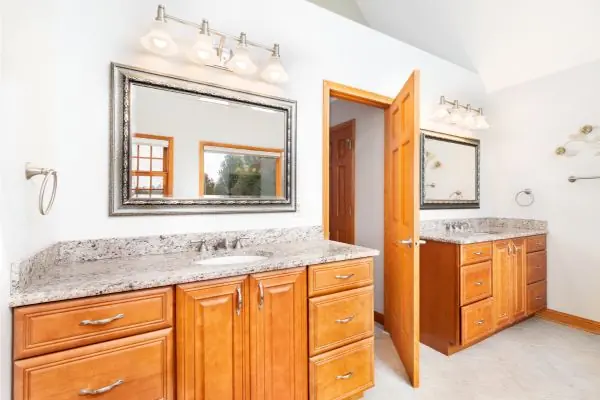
(421, 228), (548, 245)
(9, 240), (379, 308)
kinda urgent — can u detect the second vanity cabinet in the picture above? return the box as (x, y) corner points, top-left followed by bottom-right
(420, 235), (547, 355)
(12, 258), (375, 400)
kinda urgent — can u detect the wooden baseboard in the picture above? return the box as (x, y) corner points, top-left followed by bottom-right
(537, 309), (600, 334)
(374, 311), (384, 326)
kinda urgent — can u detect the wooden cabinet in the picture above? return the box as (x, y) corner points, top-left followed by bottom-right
(176, 276), (248, 400)
(249, 268), (307, 400)
(14, 328), (174, 400)
(421, 236), (547, 355)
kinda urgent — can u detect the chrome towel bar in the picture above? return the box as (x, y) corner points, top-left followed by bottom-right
(25, 163), (58, 215)
(568, 175), (600, 183)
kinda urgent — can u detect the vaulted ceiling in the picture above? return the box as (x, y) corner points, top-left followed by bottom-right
(307, 0), (600, 92)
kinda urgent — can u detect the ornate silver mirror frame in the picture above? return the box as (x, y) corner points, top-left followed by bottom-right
(109, 63), (297, 216)
(420, 129), (480, 210)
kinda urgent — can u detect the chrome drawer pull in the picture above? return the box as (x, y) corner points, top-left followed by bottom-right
(535, 296), (543, 300)
(79, 379), (124, 395)
(474, 281), (484, 286)
(336, 372), (353, 380)
(236, 286), (243, 316)
(476, 319), (485, 325)
(258, 282), (264, 310)
(335, 315), (356, 324)
(80, 313), (124, 326)
(335, 273), (355, 280)
(473, 251), (483, 255)
(535, 265), (543, 269)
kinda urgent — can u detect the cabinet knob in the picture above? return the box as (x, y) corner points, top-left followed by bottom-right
(476, 319), (485, 325)
(474, 281), (484, 286)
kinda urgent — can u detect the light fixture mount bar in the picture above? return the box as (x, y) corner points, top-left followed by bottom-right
(439, 95), (483, 115)
(157, 4), (277, 53)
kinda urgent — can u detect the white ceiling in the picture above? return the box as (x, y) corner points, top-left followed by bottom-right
(307, 0), (600, 92)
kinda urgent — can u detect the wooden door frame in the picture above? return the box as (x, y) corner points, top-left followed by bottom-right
(329, 118), (357, 244)
(322, 80), (394, 240)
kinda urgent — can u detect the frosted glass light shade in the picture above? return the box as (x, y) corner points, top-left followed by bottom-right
(430, 105), (450, 121)
(474, 115), (490, 130)
(461, 112), (476, 129)
(261, 56), (288, 83)
(140, 21), (178, 57)
(189, 33), (219, 65)
(229, 46), (257, 75)
(448, 109), (463, 125)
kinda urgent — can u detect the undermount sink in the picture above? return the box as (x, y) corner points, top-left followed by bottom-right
(194, 255), (268, 266)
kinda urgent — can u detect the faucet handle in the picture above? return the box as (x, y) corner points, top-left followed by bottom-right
(233, 236), (249, 249)
(190, 239), (209, 252)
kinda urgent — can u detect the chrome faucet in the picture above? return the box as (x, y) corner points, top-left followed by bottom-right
(190, 240), (209, 252)
(214, 237), (230, 250)
(233, 236), (249, 249)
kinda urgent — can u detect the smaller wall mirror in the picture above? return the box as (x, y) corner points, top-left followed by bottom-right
(420, 130), (480, 209)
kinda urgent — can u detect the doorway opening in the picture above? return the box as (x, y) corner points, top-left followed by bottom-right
(322, 76), (421, 388)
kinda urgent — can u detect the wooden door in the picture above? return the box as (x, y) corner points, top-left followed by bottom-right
(249, 268), (307, 400)
(383, 70), (421, 388)
(176, 276), (248, 400)
(511, 239), (527, 321)
(493, 241), (512, 328)
(329, 119), (356, 244)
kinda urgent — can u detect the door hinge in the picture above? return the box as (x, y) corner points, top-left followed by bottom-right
(346, 138), (353, 150)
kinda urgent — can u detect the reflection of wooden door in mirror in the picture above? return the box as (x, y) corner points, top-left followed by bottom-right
(131, 133), (174, 198)
(329, 119), (355, 244)
(384, 70), (421, 388)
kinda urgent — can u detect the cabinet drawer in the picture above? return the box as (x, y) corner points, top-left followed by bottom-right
(309, 286), (374, 356)
(527, 251), (547, 284)
(14, 287), (173, 359)
(308, 258), (373, 297)
(527, 280), (547, 315)
(14, 328), (174, 400)
(460, 261), (492, 306)
(461, 298), (494, 345)
(460, 242), (492, 265)
(309, 337), (374, 400)
(526, 235), (546, 253)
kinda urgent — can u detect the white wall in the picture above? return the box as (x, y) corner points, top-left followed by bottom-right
(330, 100), (385, 312)
(133, 86), (285, 198)
(485, 59), (600, 322)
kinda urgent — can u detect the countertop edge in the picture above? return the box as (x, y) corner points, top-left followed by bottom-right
(9, 249), (379, 308)
(420, 230), (548, 245)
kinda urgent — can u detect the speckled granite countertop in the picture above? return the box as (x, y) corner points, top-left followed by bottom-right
(421, 229), (547, 245)
(9, 240), (379, 307)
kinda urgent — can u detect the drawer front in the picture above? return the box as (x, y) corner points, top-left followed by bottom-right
(14, 328), (174, 400)
(308, 258), (373, 297)
(460, 242), (492, 265)
(460, 261), (492, 306)
(526, 235), (546, 253)
(309, 286), (374, 356)
(461, 298), (494, 345)
(309, 337), (374, 400)
(14, 287), (173, 359)
(527, 251), (547, 284)
(527, 280), (547, 315)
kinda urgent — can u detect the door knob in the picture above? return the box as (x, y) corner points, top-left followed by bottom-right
(398, 238), (413, 247)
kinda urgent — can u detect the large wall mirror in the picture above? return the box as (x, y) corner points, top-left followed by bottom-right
(110, 63), (296, 215)
(420, 130), (480, 209)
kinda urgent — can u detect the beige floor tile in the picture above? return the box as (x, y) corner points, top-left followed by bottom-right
(363, 318), (600, 400)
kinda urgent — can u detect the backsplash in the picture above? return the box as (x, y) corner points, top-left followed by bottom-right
(11, 226), (323, 295)
(421, 218), (548, 232)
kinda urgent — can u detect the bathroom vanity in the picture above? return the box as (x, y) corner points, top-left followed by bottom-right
(419, 219), (548, 355)
(10, 237), (377, 400)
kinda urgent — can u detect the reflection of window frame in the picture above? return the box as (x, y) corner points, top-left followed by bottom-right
(198, 141), (284, 197)
(131, 133), (174, 197)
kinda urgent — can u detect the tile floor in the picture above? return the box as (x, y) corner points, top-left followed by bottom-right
(364, 318), (600, 399)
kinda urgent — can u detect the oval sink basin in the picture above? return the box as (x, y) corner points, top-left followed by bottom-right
(194, 255), (268, 266)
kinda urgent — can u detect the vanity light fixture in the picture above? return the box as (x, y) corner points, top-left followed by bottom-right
(431, 96), (490, 130)
(140, 4), (289, 84)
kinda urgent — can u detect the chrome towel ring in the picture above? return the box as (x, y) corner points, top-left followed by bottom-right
(25, 163), (58, 215)
(515, 188), (534, 207)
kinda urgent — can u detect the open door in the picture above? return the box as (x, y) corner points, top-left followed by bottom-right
(383, 70), (421, 387)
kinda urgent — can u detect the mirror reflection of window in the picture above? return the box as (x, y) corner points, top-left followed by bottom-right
(200, 142), (283, 198)
(130, 134), (173, 198)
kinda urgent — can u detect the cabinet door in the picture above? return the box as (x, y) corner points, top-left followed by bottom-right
(176, 276), (248, 400)
(249, 268), (307, 400)
(493, 241), (512, 328)
(511, 239), (527, 321)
